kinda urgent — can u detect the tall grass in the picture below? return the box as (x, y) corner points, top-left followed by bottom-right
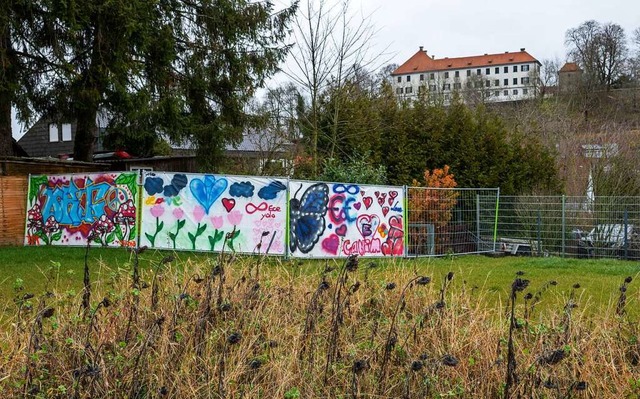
(0, 251), (638, 398)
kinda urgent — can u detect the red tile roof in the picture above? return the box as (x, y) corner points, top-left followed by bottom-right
(392, 49), (539, 75)
(559, 62), (581, 73)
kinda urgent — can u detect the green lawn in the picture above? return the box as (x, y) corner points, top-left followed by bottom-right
(1, 246), (639, 316)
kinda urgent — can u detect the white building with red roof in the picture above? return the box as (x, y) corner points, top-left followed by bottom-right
(391, 47), (541, 104)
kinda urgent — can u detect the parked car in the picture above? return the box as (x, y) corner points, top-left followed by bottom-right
(575, 224), (635, 257)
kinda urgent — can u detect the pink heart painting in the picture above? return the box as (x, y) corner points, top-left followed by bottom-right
(335, 224), (348, 237)
(353, 202), (362, 210)
(382, 206), (390, 217)
(322, 234), (340, 255)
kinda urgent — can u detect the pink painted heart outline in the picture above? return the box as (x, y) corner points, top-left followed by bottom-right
(356, 214), (380, 238)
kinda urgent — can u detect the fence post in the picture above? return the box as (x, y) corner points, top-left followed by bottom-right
(537, 209), (542, 257)
(624, 208), (628, 260)
(476, 194), (480, 252)
(493, 188), (500, 253)
(561, 195), (566, 258)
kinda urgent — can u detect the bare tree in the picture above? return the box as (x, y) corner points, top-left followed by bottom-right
(285, 0), (385, 174)
(539, 57), (561, 97)
(565, 20), (628, 90)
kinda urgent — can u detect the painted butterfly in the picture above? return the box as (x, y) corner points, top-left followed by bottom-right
(289, 183), (329, 254)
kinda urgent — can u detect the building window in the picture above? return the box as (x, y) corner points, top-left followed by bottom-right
(476, 69), (481, 75)
(466, 70), (471, 77)
(494, 90), (500, 97)
(429, 85), (436, 92)
(513, 65), (517, 72)
(454, 82), (461, 90)
(521, 77), (530, 84)
(397, 76), (401, 83)
(485, 68), (490, 75)
(48, 124), (59, 142)
(396, 88), (403, 94)
(430, 73), (435, 80)
(485, 80), (490, 87)
(474, 81), (483, 88)
(523, 88), (529, 95)
(504, 78), (509, 86)
(495, 67), (499, 74)
(405, 87), (412, 93)
(504, 89), (509, 96)
(513, 78), (517, 85)
(444, 94), (450, 101)
(513, 89), (519, 95)
(504, 66), (508, 73)
(443, 83), (451, 90)
(466, 82), (472, 88)
(406, 75), (411, 82)
(444, 71), (449, 79)
(521, 64), (530, 72)
(61, 124), (72, 142)
(418, 85), (426, 94)
(454, 71), (459, 78)
(494, 79), (499, 86)
(420, 74), (424, 81)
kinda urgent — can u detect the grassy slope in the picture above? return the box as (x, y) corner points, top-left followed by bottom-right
(1, 246), (638, 316)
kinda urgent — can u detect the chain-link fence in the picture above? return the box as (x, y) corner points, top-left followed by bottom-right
(497, 196), (640, 259)
(407, 188), (499, 256)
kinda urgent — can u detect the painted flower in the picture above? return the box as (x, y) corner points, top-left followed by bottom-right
(227, 210), (243, 225)
(211, 215), (224, 229)
(193, 205), (205, 223)
(173, 207), (185, 219)
(150, 204), (165, 218)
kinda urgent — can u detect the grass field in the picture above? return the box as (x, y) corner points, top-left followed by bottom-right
(1, 246), (638, 314)
(1, 246), (640, 397)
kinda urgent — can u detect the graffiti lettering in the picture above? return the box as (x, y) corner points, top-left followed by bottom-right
(41, 179), (124, 226)
(328, 195), (357, 224)
(342, 238), (382, 256)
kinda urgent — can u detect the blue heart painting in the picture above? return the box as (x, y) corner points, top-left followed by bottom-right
(189, 175), (228, 214)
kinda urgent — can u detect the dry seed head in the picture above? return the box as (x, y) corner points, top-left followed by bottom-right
(416, 276), (431, 285)
(227, 332), (242, 345)
(441, 354), (458, 367)
(411, 360), (424, 372)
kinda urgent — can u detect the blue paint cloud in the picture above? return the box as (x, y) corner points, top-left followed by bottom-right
(258, 180), (286, 200)
(229, 181), (255, 198)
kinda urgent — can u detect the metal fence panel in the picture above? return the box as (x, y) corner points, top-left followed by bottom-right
(407, 187), (499, 256)
(498, 196), (640, 259)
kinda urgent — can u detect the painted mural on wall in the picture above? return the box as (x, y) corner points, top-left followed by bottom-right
(288, 180), (405, 258)
(140, 172), (287, 254)
(24, 173), (139, 247)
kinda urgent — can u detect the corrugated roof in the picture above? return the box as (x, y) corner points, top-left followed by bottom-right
(392, 49), (539, 75)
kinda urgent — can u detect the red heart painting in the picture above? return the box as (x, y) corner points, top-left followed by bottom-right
(363, 197), (373, 209)
(335, 224), (348, 237)
(222, 198), (236, 213)
(382, 206), (389, 217)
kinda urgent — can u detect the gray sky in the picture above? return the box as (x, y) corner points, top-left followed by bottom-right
(361, 0), (639, 65)
(12, 0), (640, 140)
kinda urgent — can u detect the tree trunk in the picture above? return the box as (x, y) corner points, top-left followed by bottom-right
(0, 24), (14, 156)
(73, 104), (97, 162)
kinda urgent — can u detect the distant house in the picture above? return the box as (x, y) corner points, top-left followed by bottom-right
(18, 117), (295, 174)
(558, 62), (583, 92)
(391, 47), (541, 105)
(17, 118), (109, 158)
